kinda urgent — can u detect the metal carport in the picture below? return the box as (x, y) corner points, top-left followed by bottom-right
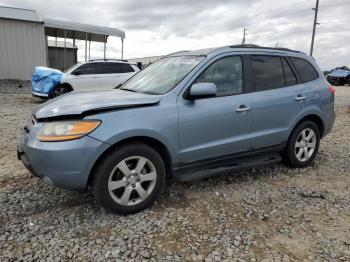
(0, 5), (126, 80)
(44, 18), (125, 69)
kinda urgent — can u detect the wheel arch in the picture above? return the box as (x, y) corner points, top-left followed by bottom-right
(59, 82), (74, 91)
(49, 83), (74, 98)
(87, 136), (173, 187)
(290, 114), (325, 139)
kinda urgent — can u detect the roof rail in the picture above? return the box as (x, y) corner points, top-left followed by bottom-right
(229, 44), (260, 48)
(88, 59), (129, 62)
(229, 44), (301, 53)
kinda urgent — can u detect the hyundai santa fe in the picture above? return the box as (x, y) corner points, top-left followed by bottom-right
(18, 45), (336, 214)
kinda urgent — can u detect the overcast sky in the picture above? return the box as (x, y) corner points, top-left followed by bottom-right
(1, 0), (349, 69)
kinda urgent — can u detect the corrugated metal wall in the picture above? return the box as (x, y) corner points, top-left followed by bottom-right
(0, 18), (47, 80)
(48, 47), (77, 71)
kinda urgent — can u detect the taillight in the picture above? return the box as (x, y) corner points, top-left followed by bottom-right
(329, 85), (335, 95)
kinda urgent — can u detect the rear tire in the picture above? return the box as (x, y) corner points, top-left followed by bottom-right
(283, 121), (320, 168)
(92, 143), (166, 214)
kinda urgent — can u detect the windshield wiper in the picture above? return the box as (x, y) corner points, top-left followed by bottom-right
(118, 86), (158, 95)
(119, 87), (138, 93)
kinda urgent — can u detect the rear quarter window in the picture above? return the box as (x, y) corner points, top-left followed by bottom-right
(290, 57), (319, 83)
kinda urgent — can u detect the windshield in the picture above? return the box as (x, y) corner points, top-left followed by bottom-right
(63, 63), (81, 73)
(120, 56), (204, 95)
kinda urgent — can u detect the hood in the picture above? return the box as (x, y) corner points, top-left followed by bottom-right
(34, 90), (161, 119)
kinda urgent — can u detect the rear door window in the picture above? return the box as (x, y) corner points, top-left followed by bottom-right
(290, 57), (319, 83)
(282, 58), (297, 86)
(101, 63), (135, 74)
(251, 56), (285, 91)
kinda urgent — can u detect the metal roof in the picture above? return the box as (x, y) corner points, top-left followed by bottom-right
(0, 6), (125, 41)
(0, 6), (43, 23)
(44, 18), (125, 41)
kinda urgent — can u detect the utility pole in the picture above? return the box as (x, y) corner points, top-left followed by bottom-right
(310, 0), (320, 56)
(241, 28), (247, 44)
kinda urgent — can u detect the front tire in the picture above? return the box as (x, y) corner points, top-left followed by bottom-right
(51, 84), (71, 98)
(283, 121), (320, 168)
(334, 78), (344, 86)
(92, 143), (166, 214)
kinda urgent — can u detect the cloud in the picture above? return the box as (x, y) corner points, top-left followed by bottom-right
(0, 0), (349, 69)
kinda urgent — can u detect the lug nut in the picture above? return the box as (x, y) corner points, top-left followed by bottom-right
(132, 184), (135, 188)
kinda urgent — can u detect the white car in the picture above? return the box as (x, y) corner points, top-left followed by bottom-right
(53, 60), (140, 96)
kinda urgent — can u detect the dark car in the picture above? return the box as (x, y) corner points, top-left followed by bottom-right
(326, 69), (350, 86)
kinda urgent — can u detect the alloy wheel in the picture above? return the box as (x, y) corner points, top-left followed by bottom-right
(294, 128), (316, 162)
(108, 156), (157, 206)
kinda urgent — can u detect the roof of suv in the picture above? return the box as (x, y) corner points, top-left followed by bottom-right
(86, 59), (132, 64)
(83, 59), (137, 65)
(168, 44), (307, 57)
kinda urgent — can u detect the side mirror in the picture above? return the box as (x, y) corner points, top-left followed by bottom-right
(189, 83), (217, 99)
(72, 70), (82, 76)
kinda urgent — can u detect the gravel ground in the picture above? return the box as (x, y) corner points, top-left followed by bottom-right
(0, 80), (349, 261)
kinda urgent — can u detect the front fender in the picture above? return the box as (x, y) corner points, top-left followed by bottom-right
(103, 129), (178, 165)
(32, 67), (63, 95)
(85, 100), (179, 168)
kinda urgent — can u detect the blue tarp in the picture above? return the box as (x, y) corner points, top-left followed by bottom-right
(32, 66), (63, 95)
(328, 69), (350, 78)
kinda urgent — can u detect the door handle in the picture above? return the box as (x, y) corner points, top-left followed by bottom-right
(295, 95), (306, 101)
(236, 105), (251, 112)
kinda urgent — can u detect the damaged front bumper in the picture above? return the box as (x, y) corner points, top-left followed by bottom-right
(17, 122), (110, 190)
(32, 91), (49, 98)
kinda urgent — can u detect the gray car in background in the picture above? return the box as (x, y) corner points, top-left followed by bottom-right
(18, 45), (335, 214)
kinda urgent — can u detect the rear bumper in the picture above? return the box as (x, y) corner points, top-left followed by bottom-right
(17, 130), (110, 190)
(323, 110), (336, 137)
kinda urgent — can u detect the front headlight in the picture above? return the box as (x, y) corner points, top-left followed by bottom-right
(37, 120), (101, 142)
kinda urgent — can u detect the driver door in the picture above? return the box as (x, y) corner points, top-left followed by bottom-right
(177, 55), (252, 166)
